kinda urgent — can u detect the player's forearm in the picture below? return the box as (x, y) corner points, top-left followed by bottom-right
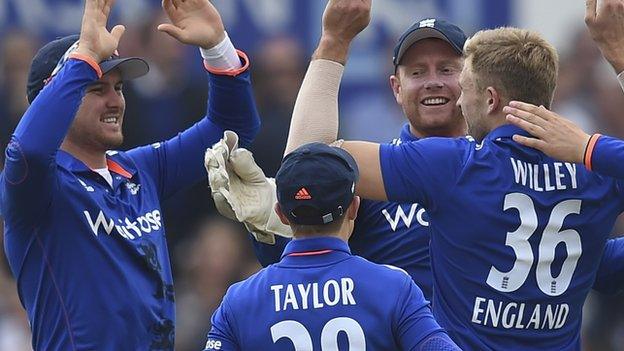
(283, 59), (344, 156)
(585, 135), (624, 179)
(11, 59), (98, 161)
(206, 51), (261, 149)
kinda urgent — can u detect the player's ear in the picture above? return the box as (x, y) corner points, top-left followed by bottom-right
(486, 86), (501, 115)
(389, 74), (402, 105)
(346, 196), (360, 221)
(274, 203), (291, 226)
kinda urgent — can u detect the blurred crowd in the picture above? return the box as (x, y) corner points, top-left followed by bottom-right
(1, 7), (624, 351)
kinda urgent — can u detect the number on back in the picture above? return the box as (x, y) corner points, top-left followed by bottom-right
(486, 193), (582, 296)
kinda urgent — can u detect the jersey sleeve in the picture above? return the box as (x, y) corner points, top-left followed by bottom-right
(205, 297), (241, 351)
(1, 59), (98, 226)
(593, 237), (624, 295)
(589, 135), (624, 180)
(379, 137), (469, 209)
(394, 274), (446, 350)
(126, 62), (261, 200)
(250, 234), (290, 267)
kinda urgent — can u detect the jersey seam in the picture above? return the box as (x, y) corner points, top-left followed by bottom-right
(34, 228), (77, 350)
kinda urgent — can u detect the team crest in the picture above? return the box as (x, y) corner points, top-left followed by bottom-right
(125, 181), (141, 195)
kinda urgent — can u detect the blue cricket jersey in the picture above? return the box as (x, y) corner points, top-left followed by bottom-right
(379, 124), (624, 350)
(253, 124), (433, 299)
(1, 57), (260, 351)
(594, 236), (624, 295)
(205, 237), (457, 351)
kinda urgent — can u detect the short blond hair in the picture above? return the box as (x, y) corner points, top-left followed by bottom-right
(464, 27), (559, 108)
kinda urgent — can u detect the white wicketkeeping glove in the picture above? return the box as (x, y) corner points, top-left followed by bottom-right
(204, 131), (293, 244)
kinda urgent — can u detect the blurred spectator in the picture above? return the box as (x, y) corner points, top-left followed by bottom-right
(122, 11), (207, 147)
(340, 35), (406, 142)
(552, 29), (604, 134)
(249, 35), (306, 176)
(0, 30), (40, 164)
(174, 217), (260, 351)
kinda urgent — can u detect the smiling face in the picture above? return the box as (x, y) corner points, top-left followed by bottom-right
(64, 69), (125, 152)
(390, 38), (466, 138)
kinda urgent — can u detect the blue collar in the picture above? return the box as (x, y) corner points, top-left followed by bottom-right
(280, 237), (351, 265)
(485, 124), (532, 141)
(399, 123), (420, 143)
(56, 149), (136, 179)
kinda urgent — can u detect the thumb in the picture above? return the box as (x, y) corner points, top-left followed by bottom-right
(229, 148), (267, 183)
(110, 24), (126, 42)
(157, 23), (185, 42)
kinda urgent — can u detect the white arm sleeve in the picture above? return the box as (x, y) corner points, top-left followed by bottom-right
(284, 59), (345, 156)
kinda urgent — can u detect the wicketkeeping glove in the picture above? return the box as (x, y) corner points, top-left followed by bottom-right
(204, 131), (293, 244)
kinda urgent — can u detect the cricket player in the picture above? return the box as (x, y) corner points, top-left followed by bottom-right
(206, 0), (624, 349)
(203, 142), (461, 351)
(217, 9), (624, 302)
(247, 17), (468, 301)
(0, 0), (260, 349)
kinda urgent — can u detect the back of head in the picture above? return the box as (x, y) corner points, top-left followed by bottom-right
(275, 143), (359, 237)
(464, 27), (559, 108)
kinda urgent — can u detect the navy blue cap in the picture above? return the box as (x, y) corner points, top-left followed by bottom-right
(27, 35), (149, 104)
(393, 18), (467, 67)
(276, 143), (359, 226)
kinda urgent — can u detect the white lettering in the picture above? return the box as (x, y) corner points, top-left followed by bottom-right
(298, 284), (311, 310)
(273, 279), (357, 312)
(554, 163), (566, 190)
(84, 211), (115, 236)
(472, 297), (486, 324)
(382, 205), (417, 231)
(83, 209), (162, 240)
(509, 158), (578, 192)
(565, 163), (578, 189)
(341, 278), (356, 305)
(511, 158), (528, 186)
(502, 302), (517, 328)
(323, 280), (340, 306)
(527, 304), (541, 329)
(543, 164), (555, 191)
(271, 285), (283, 312)
(283, 285), (299, 310)
(471, 298), (569, 330)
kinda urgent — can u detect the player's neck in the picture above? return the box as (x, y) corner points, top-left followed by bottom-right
(60, 141), (108, 169)
(408, 121), (466, 139)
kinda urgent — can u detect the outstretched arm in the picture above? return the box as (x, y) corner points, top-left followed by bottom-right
(585, 0), (624, 74)
(128, 0), (260, 199)
(283, 0), (371, 155)
(2, 0), (123, 225)
(284, 0), (387, 200)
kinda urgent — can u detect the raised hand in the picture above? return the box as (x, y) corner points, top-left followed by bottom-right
(75, 0), (125, 63)
(585, 0), (624, 72)
(158, 0), (226, 49)
(314, 0), (372, 63)
(503, 101), (591, 164)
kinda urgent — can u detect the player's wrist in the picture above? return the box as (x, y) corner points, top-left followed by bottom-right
(200, 32), (242, 71)
(313, 35), (351, 65)
(601, 48), (624, 74)
(74, 47), (102, 63)
(582, 133), (602, 170)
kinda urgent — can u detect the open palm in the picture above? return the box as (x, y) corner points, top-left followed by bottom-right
(159, 0), (225, 49)
(77, 0), (125, 62)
